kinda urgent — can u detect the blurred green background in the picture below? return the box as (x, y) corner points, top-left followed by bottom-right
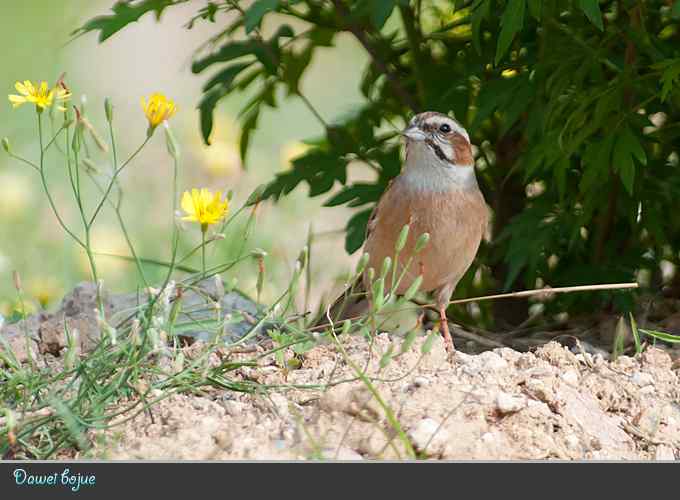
(0, 1), (369, 314)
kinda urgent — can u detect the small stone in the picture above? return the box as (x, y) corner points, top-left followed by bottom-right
(269, 393), (290, 419)
(561, 369), (579, 386)
(408, 418), (449, 455)
(631, 372), (654, 387)
(642, 348), (672, 371)
(478, 351), (509, 371)
(655, 445), (676, 461)
(322, 447), (363, 460)
(412, 376), (430, 388)
(222, 400), (245, 417)
(212, 430), (233, 451)
(495, 392), (527, 414)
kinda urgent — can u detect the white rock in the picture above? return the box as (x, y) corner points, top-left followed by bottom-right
(222, 400), (245, 417)
(631, 372), (654, 387)
(655, 445), (676, 461)
(478, 351), (509, 371)
(408, 418), (448, 455)
(495, 392), (527, 414)
(269, 393), (290, 418)
(561, 369), (579, 386)
(412, 376), (430, 388)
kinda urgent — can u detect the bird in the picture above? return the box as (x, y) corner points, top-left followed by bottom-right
(317, 111), (489, 353)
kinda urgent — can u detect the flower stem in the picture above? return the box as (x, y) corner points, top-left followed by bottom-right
(201, 228), (207, 279)
(38, 113), (102, 315)
(106, 120), (149, 287)
(88, 136), (150, 227)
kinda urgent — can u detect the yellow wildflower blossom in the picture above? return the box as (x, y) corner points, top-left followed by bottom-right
(181, 188), (229, 230)
(8, 80), (70, 112)
(140, 93), (176, 132)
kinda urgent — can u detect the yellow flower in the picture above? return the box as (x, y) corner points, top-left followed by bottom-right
(8, 80), (70, 112)
(181, 188), (229, 230)
(140, 93), (176, 131)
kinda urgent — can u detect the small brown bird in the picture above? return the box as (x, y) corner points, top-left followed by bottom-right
(322, 112), (489, 352)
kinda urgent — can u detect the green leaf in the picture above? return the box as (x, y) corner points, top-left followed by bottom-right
(578, 0), (604, 31)
(527, 0), (541, 19)
(345, 209), (372, 254)
(262, 149), (349, 202)
(654, 59), (680, 103)
(639, 329), (680, 344)
(72, 0), (185, 42)
(244, 0), (280, 33)
(192, 24), (294, 75)
(202, 62), (252, 92)
(554, 156), (569, 200)
(192, 40), (260, 74)
(369, 0), (396, 29)
(324, 184), (383, 207)
(471, 0), (492, 54)
(579, 136), (613, 194)
(495, 0), (526, 65)
(198, 85), (230, 145)
(673, 0), (680, 19)
(240, 108), (260, 163)
(613, 127), (646, 195)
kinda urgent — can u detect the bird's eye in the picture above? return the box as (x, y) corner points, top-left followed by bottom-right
(439, 124), (451, 133)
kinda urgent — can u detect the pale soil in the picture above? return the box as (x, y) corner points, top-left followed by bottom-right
(93, 334), (680, 460)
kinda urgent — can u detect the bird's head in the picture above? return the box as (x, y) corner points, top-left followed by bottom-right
(402, 112), (473, 168)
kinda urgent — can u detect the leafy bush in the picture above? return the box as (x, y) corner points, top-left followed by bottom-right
(77, 0), (680, 326)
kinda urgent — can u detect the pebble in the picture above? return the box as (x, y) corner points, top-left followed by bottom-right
(655, 445), (676, 461)
(495, 392), (527, 414)
(560, 369), (579, 386)
(631, 372), (654, 387)
(222, 400), (245, 417)
(412, 376), (430, 388)
(322, 447), (363, 460)
(269, 393), (290, 418)
(478, 351), (509, 371)
(408, 418), (449, 455)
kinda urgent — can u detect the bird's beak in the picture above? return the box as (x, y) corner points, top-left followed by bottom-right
(401, 125), (426, 141)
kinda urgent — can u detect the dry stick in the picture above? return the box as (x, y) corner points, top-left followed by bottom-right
(313, 282), (639, 331)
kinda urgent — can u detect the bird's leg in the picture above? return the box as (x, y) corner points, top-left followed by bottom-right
(436, 284), (456, 355)
(439, 304), (455, 353)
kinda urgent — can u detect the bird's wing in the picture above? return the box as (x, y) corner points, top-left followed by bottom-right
(365, 178), (395, 242)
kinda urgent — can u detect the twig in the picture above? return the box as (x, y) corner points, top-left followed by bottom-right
(445, 282), (639, 307)
(312, 282), (639, 331)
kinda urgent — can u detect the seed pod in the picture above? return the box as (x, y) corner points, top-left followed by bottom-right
(163, 122), (180, 159)
(1, 137), (10, 154)
(372, 278), (385, 311)
(12, 271), (22, 292)
(355, 252), (370, 275)
(104, 97), (114, 123)
(380, 257), (392, 280)
(401, 275), (423, 302)
(395, 224), (410, 252)
(415, 233), (430, 253)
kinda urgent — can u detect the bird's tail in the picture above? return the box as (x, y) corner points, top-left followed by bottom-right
(310, 277), (370, 330)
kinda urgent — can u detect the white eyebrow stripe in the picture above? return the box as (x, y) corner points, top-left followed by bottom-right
(425, 117), (469, 141)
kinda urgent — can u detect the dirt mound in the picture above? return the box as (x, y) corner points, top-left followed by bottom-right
(96, 335), (680, 460)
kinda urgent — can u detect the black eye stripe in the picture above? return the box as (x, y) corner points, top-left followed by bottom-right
(425, 138), (449, 163)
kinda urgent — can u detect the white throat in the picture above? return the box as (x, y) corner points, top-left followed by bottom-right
(401, 141), (477, 193)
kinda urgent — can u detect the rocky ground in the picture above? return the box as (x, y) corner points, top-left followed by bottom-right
(3, 283), (680, 460)
(97, 335), (679, 460)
